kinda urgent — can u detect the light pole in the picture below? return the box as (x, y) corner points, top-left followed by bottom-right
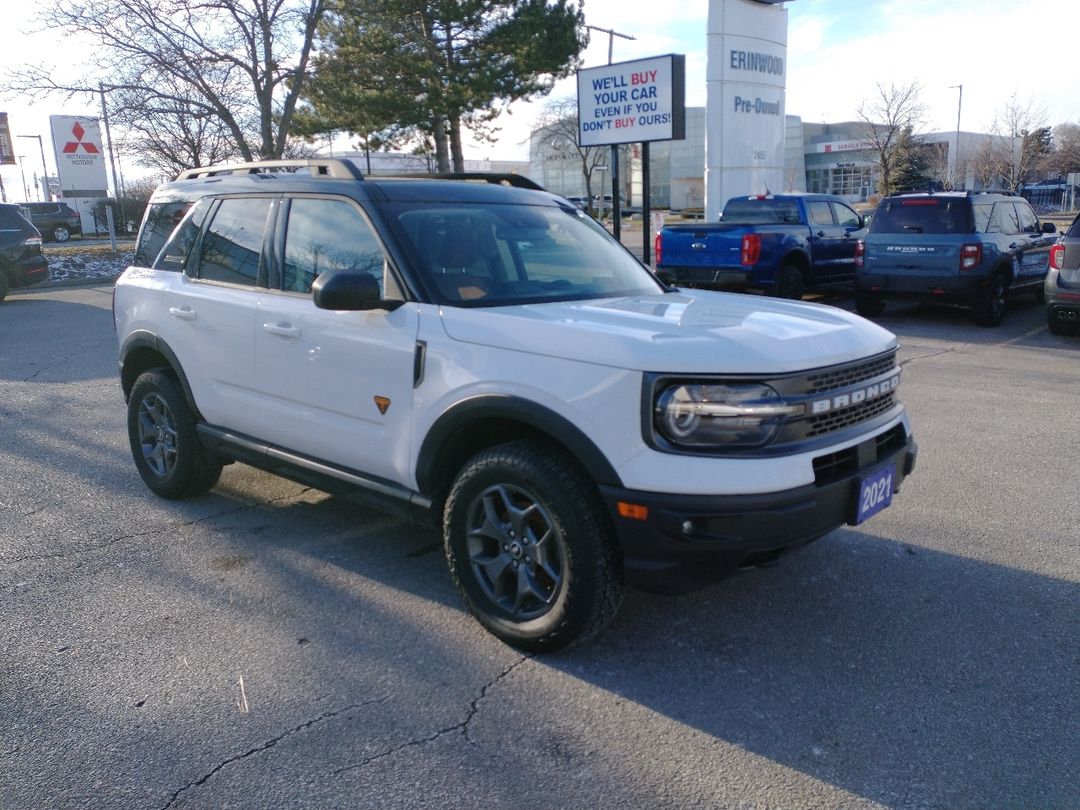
(17, 134), (50, 201)
(17, 155), (30, 201)
(949, 84), (963, 187)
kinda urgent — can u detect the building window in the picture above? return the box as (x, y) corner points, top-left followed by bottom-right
(830, 166), (873, 200)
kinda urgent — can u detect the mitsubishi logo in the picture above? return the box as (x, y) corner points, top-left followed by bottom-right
(62, 122), (99, 155)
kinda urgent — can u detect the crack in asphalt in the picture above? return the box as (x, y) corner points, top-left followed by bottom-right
(2, 488), (315, 566)
(20, 335), (114, 382)
(159, 696), (390, 810)
(333, 656), (530, 776)
(900, 345), (969, 368)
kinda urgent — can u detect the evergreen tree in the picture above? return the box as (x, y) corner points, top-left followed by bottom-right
(301, 0), (586, 172)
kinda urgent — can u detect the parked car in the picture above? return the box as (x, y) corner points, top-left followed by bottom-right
(856, 191), (1056, 326)
(22, 201), (83, 242)
(0, 204), (48, 301)
(114, 159), (916, 651)
(1045, 211), (1080, 335)
(655, 193), (866, 298)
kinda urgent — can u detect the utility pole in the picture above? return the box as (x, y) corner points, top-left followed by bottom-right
(17, 134), (50, 201)
(585, 24), (635, 240)
(949, 84), (963, 187)
(100, 82), (127, 233)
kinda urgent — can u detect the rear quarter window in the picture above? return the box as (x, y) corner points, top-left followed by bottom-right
(135, 202), (194, 267)
(869, 198), (972, 235)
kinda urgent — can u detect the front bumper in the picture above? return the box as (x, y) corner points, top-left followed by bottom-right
(600, 428), (918, 592)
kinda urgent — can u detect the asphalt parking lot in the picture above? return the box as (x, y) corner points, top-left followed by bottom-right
(2, 282), (1078, 809)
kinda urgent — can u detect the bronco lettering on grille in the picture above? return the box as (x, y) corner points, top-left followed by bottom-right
(809, 373), (899, 415)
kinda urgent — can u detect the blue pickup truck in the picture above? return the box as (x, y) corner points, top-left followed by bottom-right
(655, 193), (866, 299)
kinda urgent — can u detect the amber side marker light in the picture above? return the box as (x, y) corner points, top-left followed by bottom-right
(617, 502), (649, 521)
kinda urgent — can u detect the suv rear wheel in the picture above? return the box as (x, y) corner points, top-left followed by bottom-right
(974, 272), (1008, 327)
(52, 225), (71, 242)
(443, 439), (623, 652)
(127, 370), (222, 498)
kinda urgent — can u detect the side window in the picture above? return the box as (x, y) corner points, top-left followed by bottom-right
(808, 201), (834, 227)
(196, 198), (272, 286)
(135, 202), (193, 267)
(972, 204), (993, 233)
(153, 198), (213, 272)
(832, 202), (861, 228)
(282, 197), (387, 295)
(989, 202), (1021, 235)
(1015, 202), (1039, 234)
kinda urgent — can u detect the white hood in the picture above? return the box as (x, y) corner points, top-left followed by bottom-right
(438, 290), (898, 374)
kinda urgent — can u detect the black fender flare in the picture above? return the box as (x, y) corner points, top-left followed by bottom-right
(118, 330), (201, 418)
(415, 395), (623, 496)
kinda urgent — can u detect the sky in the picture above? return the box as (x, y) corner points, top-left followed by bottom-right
(2, 0), (1079, 199)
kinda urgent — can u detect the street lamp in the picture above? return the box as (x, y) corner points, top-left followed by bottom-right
(16, 134), (50, 201)
(949, 84), (963, 186)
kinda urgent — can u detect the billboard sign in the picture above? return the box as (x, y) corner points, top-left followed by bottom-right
(577, 54), (686, 147)
(0, 112), (14, 165)
(50, 115), (108, 197)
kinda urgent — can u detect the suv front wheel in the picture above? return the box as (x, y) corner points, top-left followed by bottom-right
(443, 440), (624, 652)
(127, 370), (223, 498)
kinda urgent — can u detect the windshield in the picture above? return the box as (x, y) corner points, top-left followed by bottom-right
(391, 202), (663, 306)
(869, 198), (973, 235)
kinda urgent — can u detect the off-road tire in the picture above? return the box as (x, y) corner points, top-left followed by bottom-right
(128, 370), (222, 499)
(443, 439), (624, 652)
(973, 272), (1008, 327)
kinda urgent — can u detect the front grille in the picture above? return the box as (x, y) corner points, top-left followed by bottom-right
(804, 352), (896, 394)
(807, 392), (898, 437)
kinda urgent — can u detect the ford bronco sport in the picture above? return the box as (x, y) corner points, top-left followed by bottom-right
(114, 159), (917, 651)
(856, 190), (1056, 326)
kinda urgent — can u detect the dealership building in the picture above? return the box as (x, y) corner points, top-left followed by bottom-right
(527, 111), (999, 211)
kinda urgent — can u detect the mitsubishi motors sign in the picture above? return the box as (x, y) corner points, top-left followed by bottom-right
(50, 115), (108, 196)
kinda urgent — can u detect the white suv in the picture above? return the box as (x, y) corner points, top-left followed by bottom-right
(114, 160), (917, 651)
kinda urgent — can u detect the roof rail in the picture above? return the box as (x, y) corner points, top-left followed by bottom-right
(421, 172), (546, 191)
(966, 188), (1015, 196)
(176, 159), (364, 181)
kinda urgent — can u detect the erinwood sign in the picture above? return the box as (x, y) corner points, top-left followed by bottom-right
(576, 54), (686, 147)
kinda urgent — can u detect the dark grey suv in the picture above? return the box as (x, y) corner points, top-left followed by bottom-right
(857, 191), (1056, 326)
(23, 201), (83, 242)
(0, 204), (48, 301)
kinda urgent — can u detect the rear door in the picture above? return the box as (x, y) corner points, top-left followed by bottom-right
(1012, 202), (1055, 283)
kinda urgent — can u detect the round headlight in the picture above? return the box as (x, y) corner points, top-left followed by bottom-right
(654, 382), (799, 448)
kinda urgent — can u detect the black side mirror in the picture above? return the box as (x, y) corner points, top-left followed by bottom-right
(312, 269), (403, 311)
(1042, 222), (1057, 234)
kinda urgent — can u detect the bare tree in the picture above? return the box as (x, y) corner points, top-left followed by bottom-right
(3, 0), (327, 170)
(1043, 123), (1080, 178)
(986, 94), (1048, 191)
(856, 80), (927, 196)
(534, 98), (609, 209)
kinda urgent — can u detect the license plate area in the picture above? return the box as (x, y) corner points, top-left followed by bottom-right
(854, 463), (895, 524)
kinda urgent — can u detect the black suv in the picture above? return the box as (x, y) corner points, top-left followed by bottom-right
(23, 201), (83, 242)
(0, 204), (48, 301)
(856, 191), (1057, 326)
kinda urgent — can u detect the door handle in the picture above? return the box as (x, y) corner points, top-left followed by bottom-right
(262, 322), (301, 339)
(817, 230), (826, 238)
(168, 306), (196, 321)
